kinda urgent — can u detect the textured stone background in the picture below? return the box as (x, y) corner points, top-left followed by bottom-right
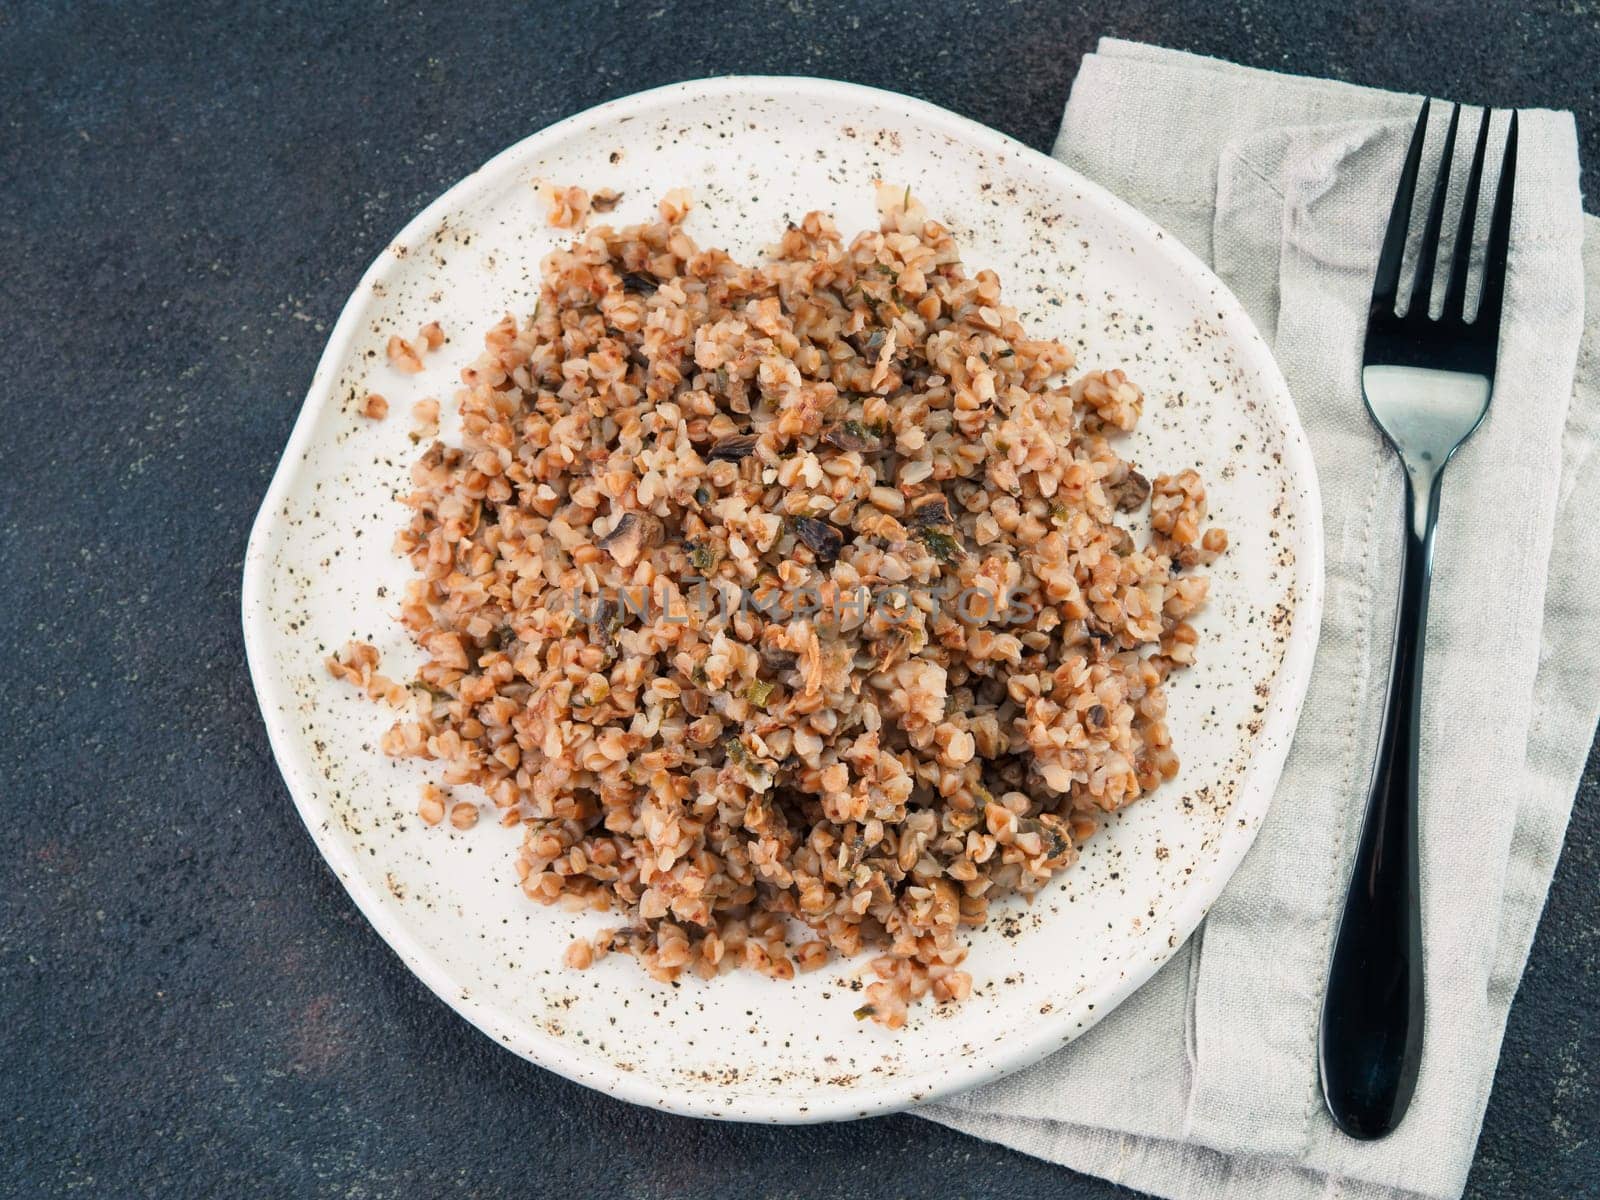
(3, 2), (1596, 1196)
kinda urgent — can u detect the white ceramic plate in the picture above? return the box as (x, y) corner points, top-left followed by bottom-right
(242, 77), (1323, 1122)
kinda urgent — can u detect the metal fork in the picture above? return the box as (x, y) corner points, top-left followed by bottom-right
(1318, 100), (1518, 1140)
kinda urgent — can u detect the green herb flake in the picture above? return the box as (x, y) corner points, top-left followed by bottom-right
(744, 679), (776, 709)
(902, 183), (912, 210)
(687, 540), (719, 573)
(413, 680), (453, 702)
(919, 528), (963, 564)
(853, 1004), (877, 1021)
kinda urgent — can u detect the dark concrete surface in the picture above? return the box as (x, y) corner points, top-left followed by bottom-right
(3, 2), (1596, 1196)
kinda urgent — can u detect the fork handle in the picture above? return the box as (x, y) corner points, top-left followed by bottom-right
(1319, 461), (1439, 1139)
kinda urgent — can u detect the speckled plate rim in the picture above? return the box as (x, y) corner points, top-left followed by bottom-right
(242, 75), (1325, 1123)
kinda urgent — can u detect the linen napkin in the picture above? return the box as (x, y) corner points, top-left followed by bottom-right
(917, 40), (1599, 1200)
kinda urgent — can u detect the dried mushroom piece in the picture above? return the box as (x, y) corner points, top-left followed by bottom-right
(707, 433), (760, 461)
(598, 512), (661, 567)
(792, 516), (843, 566)
(907, 494), (953, 529)
(821, 420), (883, 453)
(1107, 467), (1151, 513)
(590, 595), (622, 651)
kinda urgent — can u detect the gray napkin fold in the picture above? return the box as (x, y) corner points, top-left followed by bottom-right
(917, 39), (1598, 1200)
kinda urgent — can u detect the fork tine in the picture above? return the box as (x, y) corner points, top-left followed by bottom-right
(1442, 108), (1492, 321)
(1475, 111), (1518, 330)
(1408, 103), (1460, 316)
(1372, 99), (1431, 315)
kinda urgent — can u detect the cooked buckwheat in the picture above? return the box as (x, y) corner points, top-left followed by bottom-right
(335, 184), (1222, 1025)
